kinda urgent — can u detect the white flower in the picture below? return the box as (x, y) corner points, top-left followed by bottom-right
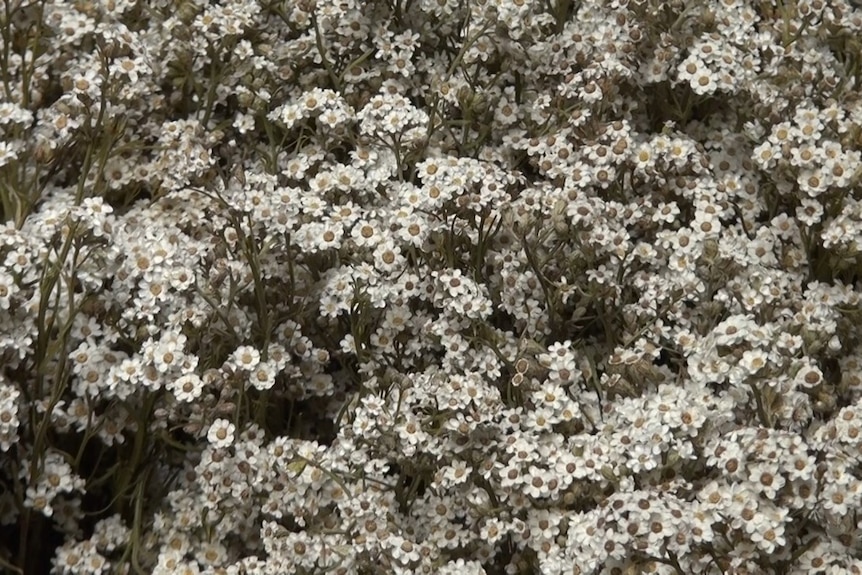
(372, 240), (405, 274)
(167, 373), (204, 402)
(233, 112), (255, 134)
(748, 462), (784, 498)
(0, 270), (17, 310)
(523, 465), (554, 498)
(207, 418), (236, 448)
(438, 460), (472, 487)
(690, 68), (717, 95)
(479, 517), (508, 545)
(153, 341), (184, 373)
(25, 484), (53, 517)
(740, 349), (769, 376)
(232, 345), (261, 371)
(350, 219), (383, 248)
(249, 361), (277, 391)
(388, 534), (421, 565)
(0, 382), (20, 451)
(0, 140), (21, 168)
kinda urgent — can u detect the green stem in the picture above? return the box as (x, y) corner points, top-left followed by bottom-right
(201, 40), (222, 126)
(19, 0), (47, 109)
(311, 14), (340, 91)
(748, 381), (772, 428)
(130, 466), (151, 575)
(445, 17), (493, 79)
(114, 393), (157, 515)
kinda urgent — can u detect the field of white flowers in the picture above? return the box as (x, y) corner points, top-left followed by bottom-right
(1, 0), (862, 573)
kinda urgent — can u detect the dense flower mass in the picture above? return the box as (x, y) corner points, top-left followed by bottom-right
(1, 0), (862, 573)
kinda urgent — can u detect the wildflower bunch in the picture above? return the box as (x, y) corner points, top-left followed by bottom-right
(1, 0), (862, 574)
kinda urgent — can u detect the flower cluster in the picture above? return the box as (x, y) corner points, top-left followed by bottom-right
(1, 0), (862, 574)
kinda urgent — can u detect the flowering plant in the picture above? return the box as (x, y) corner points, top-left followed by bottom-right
(1, 0), (862, 574)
